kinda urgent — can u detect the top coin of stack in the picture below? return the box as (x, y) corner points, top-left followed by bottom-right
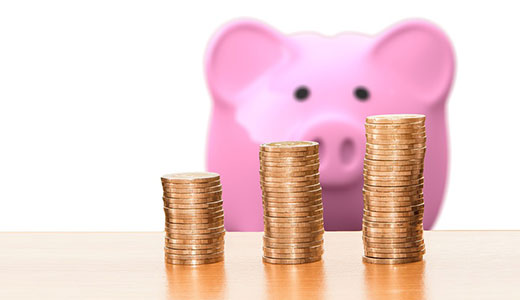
(161, 172), (225, 265)
(362, 114), (426, 265)
(259, 141), (324, 265)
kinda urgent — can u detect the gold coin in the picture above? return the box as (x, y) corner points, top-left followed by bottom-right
(161, 172), (220, 184)
(260, 153), (320, 162)
(362, 220), (423, 228)
(262, 256), (321, 265)
(165, 214), (224, 224)
(260, 141), (319, 151)
(365, 137), (427, 145)
(260, 169), (319, 178)
(264, 238), (323, 249)
(363, 239), (424, 249)
(364, 158), (423, 166)
(260, 179), (321, 188)
(365, 127), (425, 134)
(259, 149), (319, 158)
(264, 213), (323, 223)
(364, 153), (425, 161)
(165, 230), (225, 240)
(264, 209), (323, 218)
(264, 249), (323, 259)
(363, 169), (423, 177)
(263, 244), (322, 253)
(164, 246), (224, 255)
(363, 209), (423, 217)
(166, 219), (224, 229)
(363, 215), (423, 223)
(362, 255), (422, 265)
(363, 163), (424, 172)
(363, 199), (424, 208)
(363, 229), (422, 238)
(261, 183), (321, 193)
(264, 203), (322, 213)
(364, 244), (425, 254)
(366, 132), (426, 139)
(364, 249), (425, 259)
(260, 163), (320, 172)
(363, 190), (423, 199)
(364, 204), (424, 212)
(165, 235), (224, 245)
(265, 225), (324, 234)
(366, 142), (426, 150)
(261, 159), (320, 167)
(263, 234), (324, 244)
(261, 173), (320, 183)
(363, 195), (424, 203)
(362, 224), (422, 233)
(161, 179), (221, 188)
(164, 225), (225, 235)
(365, 121), (425, 129)
(262, 188), (322, 198)
(265, 229), (324, 239)
(362, 234), (423, 244)
(165, 255), (224, 265)
(164, 200), (223, 209)
(163, 207), (223, 216)
(364, 178), (424, 187)
(163, 190), (222, 199)
(366, 114), (425, 124)
(365, 147), (426, 155)
(364, 174), (424, 181)
(262, 193), (322, 202)
(165, 250), (224, 260)
(363, 184), (423, 192)
(162, 184), (222, 194)
(264, 198), (322, 208)
(165, 239), (224, 249)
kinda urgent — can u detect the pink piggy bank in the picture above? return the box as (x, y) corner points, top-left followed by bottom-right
(205, 19), (455, 231)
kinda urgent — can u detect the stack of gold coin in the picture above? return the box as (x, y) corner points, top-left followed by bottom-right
(161, 172), (225, 265)
(259, 141), (324, 265)
(362, 114), (426, 265)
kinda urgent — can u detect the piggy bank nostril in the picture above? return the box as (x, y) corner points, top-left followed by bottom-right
(340, 139), (355, 165)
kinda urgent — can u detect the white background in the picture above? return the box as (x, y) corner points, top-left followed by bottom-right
(1, 0), (519, 231)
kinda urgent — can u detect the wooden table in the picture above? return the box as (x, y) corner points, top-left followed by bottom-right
(1, 231), (518, 299)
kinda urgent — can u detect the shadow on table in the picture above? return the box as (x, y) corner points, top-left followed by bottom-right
(363, 260), (426, 300)
(165, 261), (226, 300)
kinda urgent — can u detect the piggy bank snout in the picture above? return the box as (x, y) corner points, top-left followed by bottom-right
(300, 119), (364, 187)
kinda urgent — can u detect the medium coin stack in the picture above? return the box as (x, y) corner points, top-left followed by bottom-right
(259, 141), (324, 265)
(362, 114), (427, 265)
(161, 172), (225, 265)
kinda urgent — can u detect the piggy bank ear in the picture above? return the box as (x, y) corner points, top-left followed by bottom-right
(205, 19), (290, 106)
(371, 20), (455, 103)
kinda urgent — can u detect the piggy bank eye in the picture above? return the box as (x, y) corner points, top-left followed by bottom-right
(294, 86), (310, 101)
(354, 86), (370, 101)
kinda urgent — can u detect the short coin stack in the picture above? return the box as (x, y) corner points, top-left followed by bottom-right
(161, 172), (225, 265)
(259, 141), (324, 265)
(362, 114), (426, 264)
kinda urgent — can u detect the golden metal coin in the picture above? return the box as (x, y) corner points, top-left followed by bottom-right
(362, 233), (423, 243)
(265, 225), (324, 234)
(164, 225), (225, 235)
(163, 207), (223, 216)
(261, 183), (321, 193)
(261, 159), (320, 167)
(266, 229), (324, 239)
(262, 256), (321, 265)
(365, 142), (426, 150)
(364, 244), (425, 254)
(362, 220), (422, 228)
(164, 200), (223, 209)
(363, 184), (423, 192)
(165, 250), (224, 260)
(165, 240), (224, 250)
(363, 239), (424, 249)
(162, 184), (222, 194)
(162, 179), (221, 188)
(364, 174), (424, 181)
(363, 229), (422, 238)
(263, 234), (324, 244)
(259, 150), (319, 158)
(365, 147), (426, 155)
(362, 224), (423, 233)
(162, 195), (222, 204)
(364, 178), (424, 187)
(363, 209), (423, 218)
(163, 190), (222, 199)
(366, 132), (426, 139)
(362, 255), (422, 265)
(365, 137), (427, 145)
(363, 215), (423, 223)
(260, 179), (320, 188)
(164, 246), (224, 255)
(363, 199), (424, 207)
(365, 121), (425, 129)
(264, 198), (323, 208)
(263, 244), (322, 254)
(262, 188), (322, 197)
(264, 209), (323, 218)
(165, 235), (224, 245)
(365, 127), (425, 134)
(260, 169), (319, 178)
(165, 230), (225, 240)
(264, 249), (323, 259)
(366, 114), (425, 124)
(263, 204), (323, 214)
(364, 153), (425, 161)
(364, 158), (423, 166)
(165, 256), (224, 265)
(260, 173), (320, 183)
(363, 203), (424, 212)
(260, 141), (319, 152)
(263, 238), (323, 249)
(165, 214), (224, 224)
(364, 249), (425, 259)
(363, 163), (424, 172)
(260, 153), (320, 162)
(263, 213), (323, 223)
(161, 172), (220, 184)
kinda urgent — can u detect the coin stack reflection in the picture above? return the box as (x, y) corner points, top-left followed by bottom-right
(161, 172), (225, 265)
(260, 141), (324, 264)
(362, 114), (426, 264)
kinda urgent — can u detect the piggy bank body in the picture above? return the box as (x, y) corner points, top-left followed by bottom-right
(205, 19), (455, 231)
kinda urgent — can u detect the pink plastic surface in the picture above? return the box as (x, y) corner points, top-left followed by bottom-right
(205, 19), (455, 231)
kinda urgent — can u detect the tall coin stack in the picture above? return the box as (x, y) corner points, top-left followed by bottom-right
(161, 172), (225, 265)
(362, 114), (426, 265)
(259, 141), (324, 265)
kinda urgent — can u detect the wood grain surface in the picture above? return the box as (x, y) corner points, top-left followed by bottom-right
(1, 231), (519, 299)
